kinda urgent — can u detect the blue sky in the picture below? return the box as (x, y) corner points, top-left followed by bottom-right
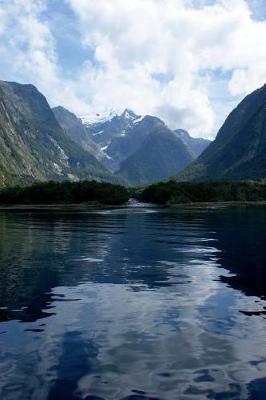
(0, 0), (266, 138)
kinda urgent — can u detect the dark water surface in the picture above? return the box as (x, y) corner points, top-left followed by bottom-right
(0, 205), (266, 400)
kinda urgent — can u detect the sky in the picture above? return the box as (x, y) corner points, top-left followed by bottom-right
(0, 0), (266, 139)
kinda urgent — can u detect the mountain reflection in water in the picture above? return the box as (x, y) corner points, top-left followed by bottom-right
(0, 205), (266, 400)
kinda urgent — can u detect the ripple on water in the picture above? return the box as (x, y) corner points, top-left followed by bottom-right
(0, 206), (266, 400)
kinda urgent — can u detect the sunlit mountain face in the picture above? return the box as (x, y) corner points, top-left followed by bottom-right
(0, 81), (115, 186)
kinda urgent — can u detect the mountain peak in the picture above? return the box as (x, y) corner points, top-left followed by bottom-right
(121, 109), (138, 120)
(80, 109), (118, 125)
(53, 105), (68, 112)
(174, 129), (190, 139)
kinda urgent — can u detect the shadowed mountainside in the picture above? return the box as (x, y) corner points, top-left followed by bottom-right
(177, 84), (266, 181)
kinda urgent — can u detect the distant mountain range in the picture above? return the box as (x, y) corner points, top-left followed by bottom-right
(117, 121), (194, 185)
(174, 129), (211, 159)
(0, 79), (211, 187)
(178, 83), (266, 181)
(1, 78), (266, 189)
(53, 106), (210, 185)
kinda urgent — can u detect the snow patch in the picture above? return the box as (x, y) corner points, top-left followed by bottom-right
(133, 115), (144, 124)
(99, 144), (112, 160)
(80, 110), (118, 126)
(92, 130), (104, 136)
(49, 136), (69, 166)
(79, 108), (140, 126)
(124, 111), (134, 120)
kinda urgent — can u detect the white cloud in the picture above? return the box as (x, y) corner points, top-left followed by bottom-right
(0, 1), (57, 91)
(0, 0), (266, 138)
(65, 0), (266, 137)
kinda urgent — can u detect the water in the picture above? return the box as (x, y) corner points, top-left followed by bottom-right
(0, 205), (266, 400)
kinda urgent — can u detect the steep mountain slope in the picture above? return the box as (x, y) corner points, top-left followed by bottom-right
(0, 81), (112, 186)
(83, 109), (143, 170)
(82, 110), (201, 185)
(174, 129), (211, 158)
(52, 105), (208, 186)
(87, 111), (194, 185)
(106, 115), (165, 168)
(83, 109), (208, 170)
(118, 126), (193, 185)
(84, 109), (141, 147)
(53, 106), (105, 161)
(178, 83), (266, 181)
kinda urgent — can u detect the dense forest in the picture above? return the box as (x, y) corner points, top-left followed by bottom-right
(2, 179), (266, 207)
(138, 180), (266, 205)
(0, 180), (131, 206)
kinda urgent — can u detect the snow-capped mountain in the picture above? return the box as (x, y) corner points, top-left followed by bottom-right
(80, 109), (118, 126)
(54, 106), (210, 185)
(84, 109), (142, 144)
(83, 109), (145, 169)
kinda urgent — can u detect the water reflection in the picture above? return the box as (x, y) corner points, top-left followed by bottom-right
(209, 207), (266, 298)
(0, 206), (266, 399)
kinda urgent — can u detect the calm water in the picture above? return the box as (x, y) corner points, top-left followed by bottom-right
(0, 205), (266, 400)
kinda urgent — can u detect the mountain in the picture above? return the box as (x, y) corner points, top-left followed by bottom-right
(52, 105), (208, 186)
(118, 124), (193, 186)
(80, 109), (203, 185)
(174, 129), (211, 158)
(83, 110), (208, 169)
(84, 111), (193, 185)
(83, 109), (142, 148)
(106, 115), (166, 169)
(52, 106), (106, 161)
(83, 109), (144, 170)
(0, 81), (113, 187)
(177, 83), (266, 181)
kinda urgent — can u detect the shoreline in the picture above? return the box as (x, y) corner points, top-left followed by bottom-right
(0, 200), (266, 210)
(0, 202), (126, 210)
(168, 200), (266, 208)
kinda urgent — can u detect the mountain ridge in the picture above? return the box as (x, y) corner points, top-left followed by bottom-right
(174, 129), (211, 159)
(0, 80), (115, 186)
(177, 83), (266, 181)
(118, 125), (193, 185)
(53, 105), (210, 186)
(0, 79), (211, 187)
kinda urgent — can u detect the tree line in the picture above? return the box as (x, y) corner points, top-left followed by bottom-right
(137, 180), (266, 205)
(0, 180), (131, 205)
